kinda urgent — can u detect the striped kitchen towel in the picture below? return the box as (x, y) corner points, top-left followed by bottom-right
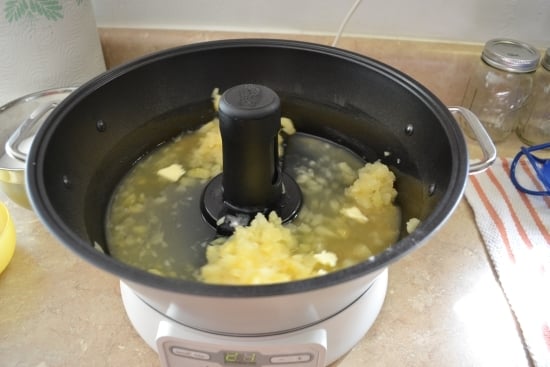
(465, 156), (550, 367)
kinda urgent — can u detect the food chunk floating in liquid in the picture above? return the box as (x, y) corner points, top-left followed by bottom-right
(106, 114), (402, 284)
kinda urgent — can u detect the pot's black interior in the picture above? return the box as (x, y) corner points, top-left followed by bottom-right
(27, 39), (467, 296)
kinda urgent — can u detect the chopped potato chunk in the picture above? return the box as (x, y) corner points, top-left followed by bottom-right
(340, 206), (369, 223)
(406, 218), (421, 233)
(157, 164), (186, 182)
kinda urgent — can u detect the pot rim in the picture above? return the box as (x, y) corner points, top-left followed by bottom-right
(26, 39), (468, 298)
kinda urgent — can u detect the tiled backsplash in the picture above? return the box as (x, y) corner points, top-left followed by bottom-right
(99, 28), (483, 106)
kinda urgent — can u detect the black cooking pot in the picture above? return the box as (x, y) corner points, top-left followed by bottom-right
(25, 39), (492, 336)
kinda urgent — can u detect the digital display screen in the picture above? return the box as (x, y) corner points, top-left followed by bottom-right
(224, 351), (257, 364)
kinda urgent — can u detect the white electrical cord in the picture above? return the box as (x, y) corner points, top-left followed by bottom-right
(332, 0), (364, 47)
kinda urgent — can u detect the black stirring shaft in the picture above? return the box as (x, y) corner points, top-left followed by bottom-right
(220, 84), (282, 209)
(201, 84), (302, 235)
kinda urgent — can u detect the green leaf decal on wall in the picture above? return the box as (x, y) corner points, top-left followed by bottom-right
(29, 0), (63, 21)
(3, 0), (81, 23)
(4, 0), (30, 22)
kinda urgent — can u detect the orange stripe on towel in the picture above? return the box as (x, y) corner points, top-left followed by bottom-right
(489, 161), (533, 249)
(504, 159), (550, 245)
(543, 322), (550, 352)
(470, 174), (516, 263)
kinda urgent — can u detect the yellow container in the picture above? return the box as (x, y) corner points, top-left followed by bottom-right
(0, 202), (16, 274)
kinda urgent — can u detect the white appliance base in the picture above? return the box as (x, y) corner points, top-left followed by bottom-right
(120, 269), (387, 367)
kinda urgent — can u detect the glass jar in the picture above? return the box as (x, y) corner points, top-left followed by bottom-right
(462, 39), (540, 143)
(516, 47), (550, 146)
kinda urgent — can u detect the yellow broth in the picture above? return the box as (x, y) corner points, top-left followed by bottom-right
(105, 119), (402, 283)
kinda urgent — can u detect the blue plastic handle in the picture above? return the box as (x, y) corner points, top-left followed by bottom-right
(510, 142), (550, 196)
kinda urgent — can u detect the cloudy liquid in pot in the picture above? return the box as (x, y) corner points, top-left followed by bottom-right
(105, 119), (401, 282)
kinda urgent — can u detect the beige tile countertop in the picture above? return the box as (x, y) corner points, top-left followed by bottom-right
(0, 29), (534, 367)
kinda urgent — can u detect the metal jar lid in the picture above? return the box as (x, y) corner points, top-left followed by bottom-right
(541, 47), (550, 71)
(481, 38), (541, 73)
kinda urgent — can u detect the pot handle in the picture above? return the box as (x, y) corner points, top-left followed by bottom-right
(448, 106), (496, 174)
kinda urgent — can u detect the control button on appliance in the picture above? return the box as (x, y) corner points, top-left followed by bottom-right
(170, 346), (211, 360)
(270, 353), (313, 364)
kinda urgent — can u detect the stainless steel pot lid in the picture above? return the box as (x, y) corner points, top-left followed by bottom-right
(0, 87), (77, 170)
